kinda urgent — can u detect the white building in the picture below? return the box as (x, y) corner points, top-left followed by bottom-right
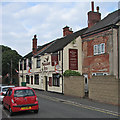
(19, 26), (87, 93)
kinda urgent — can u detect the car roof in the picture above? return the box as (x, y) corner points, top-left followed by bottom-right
(0, 85), (15, 88)
(11, 87), (32, 90)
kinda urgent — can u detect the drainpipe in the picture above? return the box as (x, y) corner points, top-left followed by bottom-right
(113, 24), (120, 79)
(62, 49), (64, 94)
(117, 25), (120, 79)
(22, 59), (24, 82)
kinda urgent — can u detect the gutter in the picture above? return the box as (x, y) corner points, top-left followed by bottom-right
(82, 25), (117, 39)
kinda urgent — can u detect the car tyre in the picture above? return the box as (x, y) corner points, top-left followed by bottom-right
(34, 110), (38, 113)
(3, 103), (6, 109)
(9, 106), (14, 116)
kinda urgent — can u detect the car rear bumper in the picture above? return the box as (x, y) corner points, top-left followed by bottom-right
(12, 103), (39, 112)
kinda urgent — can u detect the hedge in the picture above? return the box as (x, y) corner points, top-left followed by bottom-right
(63, 70), (81, 76)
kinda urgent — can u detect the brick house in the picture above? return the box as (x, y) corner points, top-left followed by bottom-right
(82, 2), (120, 81)
(19, 26), (87, 93)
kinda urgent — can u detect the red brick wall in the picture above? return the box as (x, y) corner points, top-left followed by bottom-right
(82, 31), (110, 79)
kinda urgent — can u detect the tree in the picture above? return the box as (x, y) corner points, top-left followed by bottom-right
(1, 45), (22, 85)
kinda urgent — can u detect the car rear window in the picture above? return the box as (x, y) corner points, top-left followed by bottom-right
(14, 89), (35, 97)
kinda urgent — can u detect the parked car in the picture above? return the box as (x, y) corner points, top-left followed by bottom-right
(0, 84), (15, 103)
(3, 87), (39, 116)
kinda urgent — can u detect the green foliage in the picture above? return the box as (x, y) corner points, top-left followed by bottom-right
(63, 70), (81, 76)
(1, 45), (22, 85)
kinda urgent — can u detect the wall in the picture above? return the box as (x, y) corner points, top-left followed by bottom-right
(89, 75), (120, 105)
(64, 76), (85, 97)
(82, 30), (113, 79)
(63, 36), (82, 75)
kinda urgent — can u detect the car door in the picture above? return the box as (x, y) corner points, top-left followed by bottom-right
(4, 89), (12, 109)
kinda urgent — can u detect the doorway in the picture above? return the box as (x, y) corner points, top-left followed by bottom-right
(83, 74), (89, 97)
(45, 76), (48, 91)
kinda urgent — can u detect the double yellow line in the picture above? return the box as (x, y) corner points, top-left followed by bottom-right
(37, 94), (119, 117)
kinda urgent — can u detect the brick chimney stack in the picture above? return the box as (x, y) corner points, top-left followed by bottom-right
(32, 34), (37, 55)
(63, 26), (73, 36)
(88, 1), (101, 28)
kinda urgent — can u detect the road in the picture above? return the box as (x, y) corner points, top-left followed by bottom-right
(1, 90), (119, 119)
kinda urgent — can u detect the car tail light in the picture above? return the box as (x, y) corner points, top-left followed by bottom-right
(36, 97), (38, 101)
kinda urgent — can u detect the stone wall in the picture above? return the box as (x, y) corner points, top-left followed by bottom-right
(64, 76), (85, 97)
(89, 75), (120, 105)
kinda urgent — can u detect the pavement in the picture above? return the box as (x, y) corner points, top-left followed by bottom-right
(34, 89), (119, 117)
(0, 104), (2, 120)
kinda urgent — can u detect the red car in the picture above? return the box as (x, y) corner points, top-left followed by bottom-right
(3, 87), (39, 116)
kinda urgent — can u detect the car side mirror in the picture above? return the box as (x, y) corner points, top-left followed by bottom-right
(2, 93), (6, 96)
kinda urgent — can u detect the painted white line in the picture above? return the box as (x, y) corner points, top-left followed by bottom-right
(37, 94), (119, 117)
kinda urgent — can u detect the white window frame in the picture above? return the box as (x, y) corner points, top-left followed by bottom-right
(94, 45), (98, 55)
(92, 73), (109, 76)
(94, 43), (105, 55)
(101, 43), (105, 54)
(36, 57), (41, 68)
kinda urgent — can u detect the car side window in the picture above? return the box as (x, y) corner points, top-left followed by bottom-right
(8, 89), (12, 96)
(6, 89), (9, 96)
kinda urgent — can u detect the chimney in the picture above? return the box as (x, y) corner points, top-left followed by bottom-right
(63, 26), (73, 36)
(88, 1), (101, 28)
(32, 34), (37, 55)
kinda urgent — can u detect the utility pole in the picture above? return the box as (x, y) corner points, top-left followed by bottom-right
(11, 59), (12, 84)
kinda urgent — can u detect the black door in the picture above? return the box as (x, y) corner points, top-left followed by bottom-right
(45, 76), (48, 91)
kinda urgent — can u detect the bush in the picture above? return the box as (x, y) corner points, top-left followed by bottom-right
(63, 70), (81, 76)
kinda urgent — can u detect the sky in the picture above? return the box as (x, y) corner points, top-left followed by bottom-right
(0, 0), (120, 56)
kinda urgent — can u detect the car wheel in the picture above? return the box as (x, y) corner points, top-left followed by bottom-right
(3, 103), (6, 109)
(34, 110), (38, 113)
(9, 106), (14, 116)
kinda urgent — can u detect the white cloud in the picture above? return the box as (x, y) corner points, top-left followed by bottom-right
(0, 3), (2, 45)
(1, 2), (119, 56)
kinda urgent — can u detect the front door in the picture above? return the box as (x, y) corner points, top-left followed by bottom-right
(45, 76), (48, 91)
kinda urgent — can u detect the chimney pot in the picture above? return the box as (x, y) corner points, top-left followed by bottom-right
(97, 6), (99, 13)
(34, 34), (37, 38)
(88, 2), (101, 28)
(91, 1), (94, 12)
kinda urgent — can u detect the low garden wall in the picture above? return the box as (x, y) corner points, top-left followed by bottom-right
(64, 76), (85, 97)
(89, 75), (120, 105)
